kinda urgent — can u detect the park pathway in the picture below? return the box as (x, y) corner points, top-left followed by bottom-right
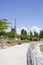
(0, 43), (30, 65)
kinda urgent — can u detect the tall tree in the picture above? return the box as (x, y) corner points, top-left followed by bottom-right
(34, 31), (38, 37)
(0, 19), (11, 48)
(39, 30), (43, 38)
(21, 29), (27, 35)
(30, 31), (33, 36)
(30, 31), (33, 41)
(0, 19), (11, 36)
(21, 29), (27, 40)
(0, 19), (10, 32)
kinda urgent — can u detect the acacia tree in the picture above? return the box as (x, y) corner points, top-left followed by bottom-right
(0, 19), (10, 36)
(0, 19), (10, 31)
(0, 19), (11, 48)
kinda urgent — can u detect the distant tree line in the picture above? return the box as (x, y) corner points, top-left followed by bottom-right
(0, 18), (43, 41)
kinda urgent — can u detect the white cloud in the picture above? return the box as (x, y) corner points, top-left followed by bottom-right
(30, 26), (41, 34)
(17, 28), (21, 34)
(17, 26), (42, 35)
(21, 27), (29, 33)
(17, 27), (29, 34)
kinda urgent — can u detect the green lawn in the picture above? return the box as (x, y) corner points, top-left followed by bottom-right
(40, 44), (43, 52)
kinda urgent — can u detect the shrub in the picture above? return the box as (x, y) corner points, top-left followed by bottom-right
(32, 37), (37, 41)
(6, 31), (15, 38)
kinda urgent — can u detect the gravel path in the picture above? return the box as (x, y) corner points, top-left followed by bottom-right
(0, 43), (30, 65)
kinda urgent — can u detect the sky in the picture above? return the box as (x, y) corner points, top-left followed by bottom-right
(0, 0), (43, 33)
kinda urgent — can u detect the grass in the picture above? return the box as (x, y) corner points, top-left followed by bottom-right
(40, 44), (43, 52)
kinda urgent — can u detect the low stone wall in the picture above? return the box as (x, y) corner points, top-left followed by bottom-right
(29, 44), (43, 65)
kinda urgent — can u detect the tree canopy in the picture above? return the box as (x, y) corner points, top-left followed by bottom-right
(21, 29), (27, 35)
(6, 27), (16, 38)
(34, 31), (38, 37)
(0, 19), (10, 32)
(39, 30), (43, 38)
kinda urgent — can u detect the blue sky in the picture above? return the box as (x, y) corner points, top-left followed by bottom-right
(0, 0), (43, 31)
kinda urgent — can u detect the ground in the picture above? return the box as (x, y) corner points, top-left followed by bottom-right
(33, 42), (43, 61)
(0, 43), (30, 65)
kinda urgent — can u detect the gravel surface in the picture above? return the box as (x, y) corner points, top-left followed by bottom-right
(0, 43), (30, 65)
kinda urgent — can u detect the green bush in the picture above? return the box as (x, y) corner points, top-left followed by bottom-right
(32, 37), (37, 41)
(29, 37), (32, 41)
(17, 34), (27, 40)
(6, 31), (15, 38)
(29, 36), (33, 41)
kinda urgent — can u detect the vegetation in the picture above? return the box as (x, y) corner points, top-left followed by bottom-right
(0, 38), (29, 47)
(32, 37), (38, 41)
(29, 31), (33, 41)
(0, 18), (43, 47)
(21, 29), (27, 35)
(39, 30), (43, 38)
(6, 27), (16, 38)
(34, 31), (38, 37)
(20, 29), (27, 40)
(40, 44), (43, 52)
(0, 19), (10, 32)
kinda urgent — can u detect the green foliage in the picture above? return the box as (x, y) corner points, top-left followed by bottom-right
(30, 31), (33, 36)
(17, 34), (27, 40)
(39, 30), (43, 38)
(32, 37), (37, 41)
(11, 27), (16, 33)
(6, 31), (15, 38)
(26, 35), (30, 40)
(0, 19), (11, 32)
(17, 32), (39, 41)
(20, 29), (27, 40)
(17, 34), (21, 38)
(29, 31), (33, 41)
(21, 29), (27, 35)
(29, 36), (33, 41)
(19, 35), (25, 40)
(6, 27), (16, 38)
(34, 31), (38, 37)
(0, 31), (6, 36)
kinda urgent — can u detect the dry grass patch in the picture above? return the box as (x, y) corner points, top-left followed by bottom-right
(31, 44), (35, 49)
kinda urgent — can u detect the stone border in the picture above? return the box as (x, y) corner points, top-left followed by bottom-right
(29, 43), (43, 65)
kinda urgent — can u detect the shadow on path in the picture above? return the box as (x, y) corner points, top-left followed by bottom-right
(27, 48), (32, 65)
